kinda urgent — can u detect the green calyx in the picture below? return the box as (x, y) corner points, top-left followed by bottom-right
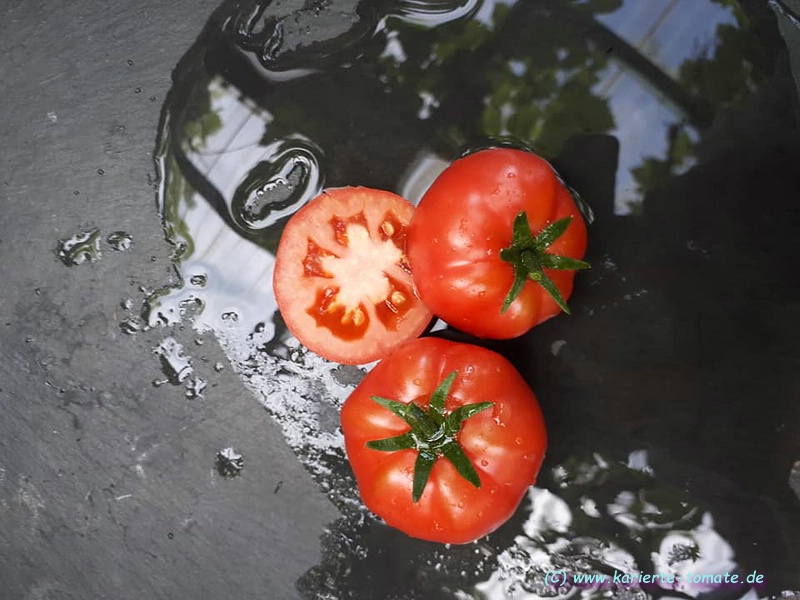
(366, 371), (493, 503)
(499, 211), (590, 314)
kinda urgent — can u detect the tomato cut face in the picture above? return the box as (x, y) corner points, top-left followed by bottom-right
(273, 187), (432, 365)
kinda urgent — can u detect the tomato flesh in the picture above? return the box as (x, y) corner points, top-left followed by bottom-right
(273, 187), (432, 365)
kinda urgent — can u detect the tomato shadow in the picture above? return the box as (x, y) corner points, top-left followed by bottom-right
(502, 89), (800, 589)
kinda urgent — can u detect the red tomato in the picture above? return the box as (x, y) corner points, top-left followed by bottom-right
(407, 148), (589, 339)
(273, 187), (432, 365)
(340, 337), (547, 544)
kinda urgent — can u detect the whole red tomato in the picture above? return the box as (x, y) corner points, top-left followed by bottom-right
(407, 148), (589, 339)
(340, 336), (547, 544)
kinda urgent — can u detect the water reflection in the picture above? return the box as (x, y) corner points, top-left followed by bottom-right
(152, 0), (770, 337)
(595, 0), (762, 211)
(148, 0), (779, 354)
(148, 0), (798, 597)
(150, 75), (323, 335)
(472, 451), (741, 599)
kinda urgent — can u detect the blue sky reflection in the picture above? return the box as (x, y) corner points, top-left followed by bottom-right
(594, 0), (737, 213)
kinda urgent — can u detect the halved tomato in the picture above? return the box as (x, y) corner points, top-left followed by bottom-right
(273, 187), (433, 365)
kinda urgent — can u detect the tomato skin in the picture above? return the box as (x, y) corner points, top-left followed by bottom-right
(407, 148), (588, 339)
(273, 187), (433, 365)
(340, 337), (547, 544)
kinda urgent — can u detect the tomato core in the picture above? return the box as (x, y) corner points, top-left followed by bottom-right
(273, 187), (432, 365)
(301, 210), (416, 339)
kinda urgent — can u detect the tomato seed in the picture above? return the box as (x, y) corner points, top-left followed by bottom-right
(380, 221), (395, 237)
(343, 307), (366, 327)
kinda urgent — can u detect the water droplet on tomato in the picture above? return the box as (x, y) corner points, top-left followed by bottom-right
(480, 459), (488, 467)
(515, 436), (523, 445)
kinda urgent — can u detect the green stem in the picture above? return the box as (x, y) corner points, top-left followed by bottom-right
(366, 370), (493, 503)
(499, 211), (590, 314)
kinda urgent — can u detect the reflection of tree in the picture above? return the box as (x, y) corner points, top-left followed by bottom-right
(629, 123), (694, 209)
(156, 57), (224, 259)
(164, 0), (780, 232)
(630, 0), (768, 197)
(679, 0), (768, 112)
(374, 0), (622, 159)
(479, 8), (617, 155)
(371, 0), (774, 206)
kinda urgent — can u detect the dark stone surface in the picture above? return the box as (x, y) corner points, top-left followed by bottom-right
(3, 1), (800, 599)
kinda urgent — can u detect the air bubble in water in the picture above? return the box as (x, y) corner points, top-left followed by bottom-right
(221, 311), (240, 323)
(232, 139), (323, 231)
(189, 274), (208, 287)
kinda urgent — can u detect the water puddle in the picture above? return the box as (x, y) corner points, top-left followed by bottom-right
(55, 228), (134, 265)
(142, 0), (800, 597)
(55, 228), (103, 266)
(215, 447), (245, 478)
(106, 231), (133, 252)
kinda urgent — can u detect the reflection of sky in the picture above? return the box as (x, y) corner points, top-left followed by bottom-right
(152, 80), (278, 336)
(594, 0), (737, 213)
(396, 0), (741, 214)
(598, 0), (736, 74)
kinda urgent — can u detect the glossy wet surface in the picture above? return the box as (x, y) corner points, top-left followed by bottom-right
(148, 0), (800, 597)
(2, 0), (800, 598)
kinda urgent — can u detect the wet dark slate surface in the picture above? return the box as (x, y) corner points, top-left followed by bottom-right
(0, 2), (337, 598)
(2, 1), (800, 599)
